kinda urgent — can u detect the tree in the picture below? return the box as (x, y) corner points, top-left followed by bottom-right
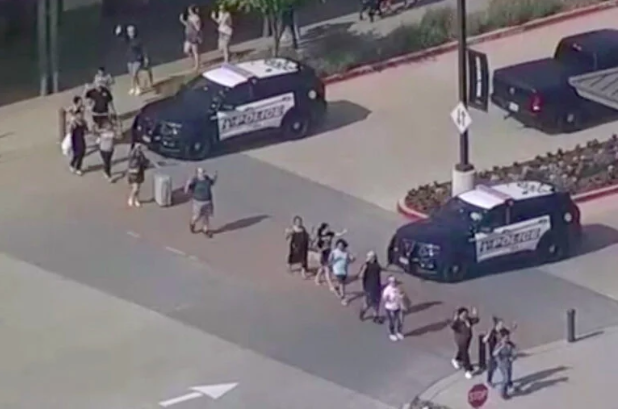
(218, 0), (307, 57)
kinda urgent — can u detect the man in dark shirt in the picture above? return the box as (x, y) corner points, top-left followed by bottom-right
(184, 167), (217, 236)
(451, 307), (479, 379)
(85, 81), (115, 129)
(115, 24), (153, 95)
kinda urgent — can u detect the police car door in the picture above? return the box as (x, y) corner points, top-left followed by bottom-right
(474, 204), (551, 263)
(217, 83), (293, 140)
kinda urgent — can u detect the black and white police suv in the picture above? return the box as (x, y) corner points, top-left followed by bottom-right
(388, 181), (582, 282)
(132, 58), (327, 160)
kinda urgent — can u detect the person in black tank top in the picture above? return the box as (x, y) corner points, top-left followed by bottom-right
(358, 251), (383, 323)
(313, 222), (347, 289)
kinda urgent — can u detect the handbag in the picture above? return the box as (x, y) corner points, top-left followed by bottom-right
(61, 133), (72, 156)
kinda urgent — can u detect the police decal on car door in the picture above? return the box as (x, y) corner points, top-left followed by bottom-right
(474, 216), (551, 262)
(217, 93), (295, 140)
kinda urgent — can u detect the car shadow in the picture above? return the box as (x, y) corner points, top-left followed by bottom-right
(212, 99), (371, 158)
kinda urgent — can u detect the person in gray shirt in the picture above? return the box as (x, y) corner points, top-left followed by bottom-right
(97, 120), (116, 181)
(185, 168), (217, 237)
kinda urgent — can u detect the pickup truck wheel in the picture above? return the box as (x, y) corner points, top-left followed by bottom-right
(558, 111), (582, 133)
(282, 110), (310, 140)
(537, 233), (567, 263)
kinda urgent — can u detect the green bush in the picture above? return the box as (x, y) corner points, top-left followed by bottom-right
(419, 6), (457, 41)
(486, 0), (565, 29)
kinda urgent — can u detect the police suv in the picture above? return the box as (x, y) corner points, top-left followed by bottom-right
(388, 181), (582, 282)
(132, 58), (327, 159)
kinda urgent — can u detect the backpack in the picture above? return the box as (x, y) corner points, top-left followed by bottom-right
(128, 153), (143, 174)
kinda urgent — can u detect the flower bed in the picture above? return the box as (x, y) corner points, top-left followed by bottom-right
(404, 135), (618, 214)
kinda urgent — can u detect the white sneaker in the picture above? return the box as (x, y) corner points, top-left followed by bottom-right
(128, 88), (136, 96)
(451, 359), (461, 369)
(134, 200), (142, 208)
(389, 334), (398, 342)
(396, 332), (404, 340)
(75, 170), (83, 176)
(135, 87), (143, 96)
(341, 298), (348, 306)
(127, 198), (134, 207)
(465, 371), (473, 379)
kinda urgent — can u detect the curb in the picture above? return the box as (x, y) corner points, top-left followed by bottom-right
(397, 184), (619, 221)
(322, 1), (617, 86)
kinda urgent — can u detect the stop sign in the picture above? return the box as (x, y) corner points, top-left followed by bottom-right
(467, 383), (489, 408)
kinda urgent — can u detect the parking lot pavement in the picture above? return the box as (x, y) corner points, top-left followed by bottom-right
(244, 9), (618, 212)
(0, 253), (395, 409)
(0, 141), (616, 408)
(542, 196), (618, 301)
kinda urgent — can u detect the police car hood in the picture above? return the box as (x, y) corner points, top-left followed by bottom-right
(139, 92), (213, 124)
(395, 217), (470, 245)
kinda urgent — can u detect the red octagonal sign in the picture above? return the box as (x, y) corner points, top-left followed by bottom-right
(468, 383), (489, 408)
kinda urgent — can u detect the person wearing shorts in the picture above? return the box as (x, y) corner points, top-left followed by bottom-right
(185, 167), (217, 237)
(180, 5), (202, 70)
(126, 144), (149, 207)
(212, 4), (232, 63)
(329, 239), (355, 305)
(116, 24), (153, 95)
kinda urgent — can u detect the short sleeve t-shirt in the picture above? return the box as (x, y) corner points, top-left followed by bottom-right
(127, 38), (145, 63)
(85, 88), (113, 114)
(382, 285), (403, 311)
(189, 177), (214, 202)
(330, 248), (350, 277)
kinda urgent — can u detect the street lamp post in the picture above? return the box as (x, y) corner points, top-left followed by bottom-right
(37, 0), (50, 96)
(451, 0), (476, 196)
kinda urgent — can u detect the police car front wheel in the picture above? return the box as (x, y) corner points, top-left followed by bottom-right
(442, 263), (466, 283)
(186, 139), (211, 160)
(282, 110), (310, 140)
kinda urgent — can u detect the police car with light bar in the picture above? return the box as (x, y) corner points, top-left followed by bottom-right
(132, 58), (327, 159)
(388, 181), (582, 282)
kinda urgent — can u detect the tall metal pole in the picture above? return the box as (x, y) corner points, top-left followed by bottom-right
(456, 0), (471, 172)
(49, 0), (60, 93)
(37, 0), (50, 96)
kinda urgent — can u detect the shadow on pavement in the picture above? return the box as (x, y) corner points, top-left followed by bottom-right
(576, 329), (605, 342)
(405, 300), (442, 315)
(215, 99), (371, 157)
(213, 214), (269, 234)
(574, 223), (618, 256)
(513, 365), (570, 396)
(404, 318), (451, 337)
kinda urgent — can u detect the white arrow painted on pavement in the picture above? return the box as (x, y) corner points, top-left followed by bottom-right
(159, 382), (238, 407)
(191, 382), (238, 399)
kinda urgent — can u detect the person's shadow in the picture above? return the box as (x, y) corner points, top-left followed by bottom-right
(512, 366), (570, 396)
(212, 215), (269, 235)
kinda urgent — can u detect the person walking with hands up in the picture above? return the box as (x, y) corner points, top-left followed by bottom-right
(329, 239), (355, 305)
(451, 307), (480, 379)
(381, 276), (409, 341)
(211, 4), (233, 63)
(180, 5), (203, 70)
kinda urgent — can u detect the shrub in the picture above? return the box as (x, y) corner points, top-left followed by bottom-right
(486, 0), (564, 29)
(418, 6), (457, 47)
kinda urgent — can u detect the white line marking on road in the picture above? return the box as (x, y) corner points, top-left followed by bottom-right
(165, 246), (187, 256)
(126, 231), (141, 238)
(159, 392), (202, 407)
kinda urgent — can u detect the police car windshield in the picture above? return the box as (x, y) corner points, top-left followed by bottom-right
(178, 76), (227, 97)
(434, 198), (485, 223)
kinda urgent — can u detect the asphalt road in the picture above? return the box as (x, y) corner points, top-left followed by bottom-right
(0, 144), (616, 408)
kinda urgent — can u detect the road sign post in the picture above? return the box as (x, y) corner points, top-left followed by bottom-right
(468, 383), (489, 408)
(451, 0), (476, 197)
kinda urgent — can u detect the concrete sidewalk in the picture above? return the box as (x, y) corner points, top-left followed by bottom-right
(0, 0), (489, 159)
(419, 326), (618, 409)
